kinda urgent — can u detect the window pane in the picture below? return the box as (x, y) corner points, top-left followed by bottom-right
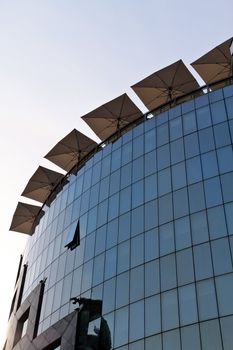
(161, 289), (179, 331)
(145, 200), (158, 231)
(158, 168), (171, 196)
(160, 222), (174, 256)
(103, 278), (116, 314)
(217, 146), (233, 174)
(214, 122), (231, 147)
(119, 212), (131, 243)
(130, 265), (144, 302)
(221, 172), (233, 203)
(216, 274), (233, 316)
(131, 234), (144, 268)
(204, 177), (223, 207)
(169, 117), (182, 140)
(158, 194), (173, 225)
(106, 219), (118, 249)
(211, 238), (232, 275)
(188, 182), (205, 213)
(145, 150), (156, 175)
(172, 162), (186, 190)
(179, 284), (198, 326)
(132, 180), (144, 208)
(200, 320), (223, 350)
(183, 110), (197, 135)
(197, 279), (218, 321)
(157, 123), (169, 146)
(201, 151), (218, 179)
(104, 247), (117, 279)
(163, 329), (180, 350)
(92, 253), (105, 286)
(199, 127), (215, 153)
(145, 174), (157, 201)
(114, 306), (128, 347)
(145, 228), (159, 262)
(132, 157), (144, 182)
(211, 100), (227, 124)
(170, 138), (184, 164)
(117, 240), (130, 274)
(160, 254), (176, 291)
(176, 248), (194, 286)
(207, 205), (227, 239)
(221, 316), (233, 350)
(132, 206), (144, 236)
(191, 211), (209, 244)
(116, 271), (129, 308)
(186, 156), (202, 184)
(157, 144), (170, 170)
(145, 260), (160, 297)
(225, 202), (233, 235)
(145, 295), (161, 336)
(181, 324), (201, 350)
(120, 187), (131, 215)
(184, 132), (199, 158)
(196, 105), (211, 129)
(145, 129), (156, 152)
(175, 216), (191, 250)
(193, 243), (213, 280)
(129, 300), (144, 342)
(173, 188), (189, 219)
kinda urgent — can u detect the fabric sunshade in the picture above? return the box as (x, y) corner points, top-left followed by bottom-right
(21, 166), (64, 203)
(10, 202), (43, 235)
(44, 129), (98, 172)
(191, 37), (233, 85)
(131, 60), (200, 111)
(81, 93), (142, 141)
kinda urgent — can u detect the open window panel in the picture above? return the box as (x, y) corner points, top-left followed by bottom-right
(64, 220), (80, 250)
(13, 308), (30, 347)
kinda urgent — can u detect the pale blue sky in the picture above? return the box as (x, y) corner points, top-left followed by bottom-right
(0, 0), (232, 346)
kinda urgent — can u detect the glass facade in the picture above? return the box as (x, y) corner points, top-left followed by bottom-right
(11, 83), (233, 349)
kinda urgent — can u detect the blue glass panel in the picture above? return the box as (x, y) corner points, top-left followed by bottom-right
(217, 146), (233, 173)
(175, 216), (191, 250)
(170, 138), (184, 164)
(183, 111), (197, 135)
(184, 132), (200, 159)
(199, 127), (215, 153)
(145, 174), (157, 201)
(179, 284), (198, 326)
(160, 222), (174, 256)
(145, 150), (157, 175)
(169, 117), (182, 141)
(214, 122), (231, 148)
(204, 177), (223, 208)
(186, 156), (202, 184)
(172, 162), (186, 190)
(196, 105), (212, 129)
(145, 295), (161, 336)
(157, 123), (169, 146)
(225, 96), (233, 119)
(201, 151), (218, 179)
(197, 279), (218, 321)
(145, 129), (156, 152)
(157, 144), (170, 170)
(211, 100), (227, 124)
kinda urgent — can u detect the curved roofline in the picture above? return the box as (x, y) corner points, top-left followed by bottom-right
(29, 74), (233, 234)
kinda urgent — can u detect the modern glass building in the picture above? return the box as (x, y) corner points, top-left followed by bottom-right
(4, 38), (233, 350)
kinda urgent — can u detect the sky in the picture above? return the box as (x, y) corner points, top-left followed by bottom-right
(0, 0), (232, 347)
